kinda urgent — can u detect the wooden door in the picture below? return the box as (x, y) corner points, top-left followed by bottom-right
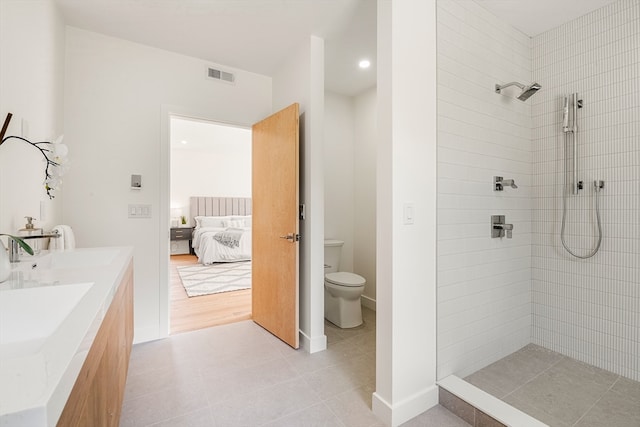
(252, 103), (300, 349)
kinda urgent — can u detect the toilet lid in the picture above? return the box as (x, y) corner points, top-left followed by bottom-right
(325, 272), (366, 287)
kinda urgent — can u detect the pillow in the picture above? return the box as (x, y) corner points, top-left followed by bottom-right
(232, 215), (252, 227)
(195, 216), (231, 228)
(223, 219), (245, 228)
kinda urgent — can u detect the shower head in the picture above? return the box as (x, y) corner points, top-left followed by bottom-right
(495, 81), (541, 102)
(517, 82), (541, 101)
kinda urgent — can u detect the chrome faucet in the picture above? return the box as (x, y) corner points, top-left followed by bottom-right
(494, 176), (518, 191)
(8, 231), (60, 262)
(9, 238), (20, 263)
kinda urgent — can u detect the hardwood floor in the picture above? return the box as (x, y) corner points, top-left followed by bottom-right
(170, 254), (251, 335)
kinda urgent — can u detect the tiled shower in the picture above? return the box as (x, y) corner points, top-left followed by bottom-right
(437, 0), (639, 385)
(531, 0), (639, 382)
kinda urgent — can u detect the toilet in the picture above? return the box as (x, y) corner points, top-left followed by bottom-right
(324, 239), (366, 328)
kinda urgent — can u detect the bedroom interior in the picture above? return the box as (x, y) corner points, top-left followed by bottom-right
(169, 117), (253, 334)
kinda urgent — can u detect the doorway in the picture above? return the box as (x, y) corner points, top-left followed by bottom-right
(169, 115), (252, 334)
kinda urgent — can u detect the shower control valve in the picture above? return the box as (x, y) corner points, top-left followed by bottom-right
(491, 215), (514, 239)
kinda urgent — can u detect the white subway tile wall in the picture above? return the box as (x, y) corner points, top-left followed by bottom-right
(437, 0), (639, 382)
(531, 0), (640, 381)
(436, 0), (533, 379)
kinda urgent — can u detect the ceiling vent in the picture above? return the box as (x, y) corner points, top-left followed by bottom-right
(206, 67), (235, 84)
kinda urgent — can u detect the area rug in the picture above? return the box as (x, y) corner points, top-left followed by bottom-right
(177, 261), (251, 297)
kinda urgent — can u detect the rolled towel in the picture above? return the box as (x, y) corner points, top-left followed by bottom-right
(59, 225), (75, 249)
(49, 226), (65, 250)
(49, 225), (76, 250)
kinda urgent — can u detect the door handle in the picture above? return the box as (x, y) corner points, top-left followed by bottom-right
(279, 233), (300, 242)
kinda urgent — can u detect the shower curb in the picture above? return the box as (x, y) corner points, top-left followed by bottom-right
(437, 375), (548, 427)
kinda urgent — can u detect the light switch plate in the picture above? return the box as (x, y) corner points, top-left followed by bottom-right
(128, 204), (151, 218)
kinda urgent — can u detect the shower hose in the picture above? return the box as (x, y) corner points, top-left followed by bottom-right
(560, 133), (603, 259)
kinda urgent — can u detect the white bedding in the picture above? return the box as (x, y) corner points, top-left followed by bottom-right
(192, 216), (252, 265)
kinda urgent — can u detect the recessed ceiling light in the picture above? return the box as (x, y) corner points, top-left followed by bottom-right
(180, 140), (188, 144)
(359, 59), (371, 69)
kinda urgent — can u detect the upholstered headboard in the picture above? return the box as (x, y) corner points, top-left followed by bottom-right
(190, 197), (252, 224)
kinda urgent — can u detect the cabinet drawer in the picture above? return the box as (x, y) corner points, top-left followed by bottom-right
(170, 228), (192, 240)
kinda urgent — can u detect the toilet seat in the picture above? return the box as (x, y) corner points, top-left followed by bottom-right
(325, 272), (365, 287)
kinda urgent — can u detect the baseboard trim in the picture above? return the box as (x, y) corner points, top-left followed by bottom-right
(361, 295), (376, 311)
(372, 385), (439, 426)
(299, 330), (327, 354)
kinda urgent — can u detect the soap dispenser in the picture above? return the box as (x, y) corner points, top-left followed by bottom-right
(19, 216), (42, 254)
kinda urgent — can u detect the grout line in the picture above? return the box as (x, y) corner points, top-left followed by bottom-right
(256, 399), (335, 427)
(570, 375), (621, 427)
(505, 353), (566, 400)
(322, 395), (351, 427)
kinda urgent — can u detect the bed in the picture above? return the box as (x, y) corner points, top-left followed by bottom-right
(189, 197), (252, 265)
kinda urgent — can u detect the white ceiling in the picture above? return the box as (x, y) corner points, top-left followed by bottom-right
(324, 0), (376, 96)
(55, 0), (618, 98)
(55, 0), (376, 96)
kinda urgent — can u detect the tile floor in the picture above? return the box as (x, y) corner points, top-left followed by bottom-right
(121, 307), (470, 426)
(464, 344), (640, 427)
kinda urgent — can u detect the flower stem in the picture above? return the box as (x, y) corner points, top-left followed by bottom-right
(0, 113), (12, 142)
(1, 135), (59, 199)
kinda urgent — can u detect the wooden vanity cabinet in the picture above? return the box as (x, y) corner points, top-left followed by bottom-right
(57, 262), (134, 427)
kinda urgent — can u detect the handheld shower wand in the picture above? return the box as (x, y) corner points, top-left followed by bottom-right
(562, 96), (570, 133)
(560, 93), (604, 259)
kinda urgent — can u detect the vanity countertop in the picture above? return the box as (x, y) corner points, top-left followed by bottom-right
(0, 246), (134, 426)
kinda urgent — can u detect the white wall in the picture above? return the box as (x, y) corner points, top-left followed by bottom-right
(272, 36), (326, 353)
(0, 0), (64, 236)
(373, 1), (438, 425)
(436, 0), (533, 379)
(63, 27), (272, 342)
(170, 121), (251, 224)
(324, 92), (355, 272)
(531, 0), (640, 382)
(353, 87), (377, 305)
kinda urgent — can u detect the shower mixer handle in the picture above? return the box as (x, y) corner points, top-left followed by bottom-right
(491, 215), (514, 239)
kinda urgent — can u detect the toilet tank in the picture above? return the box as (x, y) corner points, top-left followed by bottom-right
(324, 239), (344, 273)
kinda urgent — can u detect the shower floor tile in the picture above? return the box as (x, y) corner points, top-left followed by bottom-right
(464, 344), (640, 427)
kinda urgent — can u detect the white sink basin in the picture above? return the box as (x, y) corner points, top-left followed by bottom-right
(0, 283), (93, 346)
